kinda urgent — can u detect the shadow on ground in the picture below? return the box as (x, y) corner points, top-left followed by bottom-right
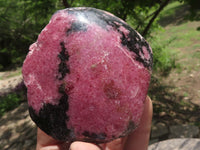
(149, 75), (200, 130)
(0, 102), (37, 150)
(159, 4), (200, 27)
(0, 76), (200, 149)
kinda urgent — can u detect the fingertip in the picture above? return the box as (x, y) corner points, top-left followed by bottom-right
(124, 96), (153, 150)
(145, 95), (153, 116)
(146, 95), (152, 106)
(70, 141), (101, 150)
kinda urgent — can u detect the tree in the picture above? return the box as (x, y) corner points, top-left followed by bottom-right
(0, 0), (62, 70)
(62, 0), (71, 8)
(1, 0), (195, 70)
(142, 0), (170, 36)
(62, 0), (172, 37)
(179, 0), (200, 9)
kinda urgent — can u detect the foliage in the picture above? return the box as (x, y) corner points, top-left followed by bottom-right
(126, 5), (161, 37)
(177, 0), (200, 20)
(0, 81), (27, 117)
(0, 0), (172, 70)
(0, 93), (21, 116)
(0, 0), (64, 70)
(1, 0), (195, 72)
(71, 0), (167, 36)
(179, 0), (200, 10)
(149, 36), (177, 75)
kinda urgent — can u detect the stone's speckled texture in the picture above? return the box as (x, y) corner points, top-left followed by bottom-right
(22, 7), (153, 143)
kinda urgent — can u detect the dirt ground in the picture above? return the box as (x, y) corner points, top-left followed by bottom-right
(160, 22), (200, 106)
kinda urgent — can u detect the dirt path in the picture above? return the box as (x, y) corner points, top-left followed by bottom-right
(0, 69), (37, 150)
(0, 65), (199, 149)
(0, 102), (36, 150)
(0, 68), (23, 94)
(148, 13), (200, 142)
(159, 21), (200, 106)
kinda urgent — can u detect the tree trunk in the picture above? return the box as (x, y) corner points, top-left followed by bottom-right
(142, 0), (170, 37)
(62, 0), (70, 8)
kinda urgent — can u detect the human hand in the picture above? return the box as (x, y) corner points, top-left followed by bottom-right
(36, 96), (152, 150)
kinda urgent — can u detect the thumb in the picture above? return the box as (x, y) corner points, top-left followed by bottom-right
(70, 141), (101, 150)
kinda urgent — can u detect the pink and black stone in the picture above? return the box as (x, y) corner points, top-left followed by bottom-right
(22, 7), (153, 143)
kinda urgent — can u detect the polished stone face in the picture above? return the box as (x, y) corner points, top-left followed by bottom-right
(22, 7), (153, 143)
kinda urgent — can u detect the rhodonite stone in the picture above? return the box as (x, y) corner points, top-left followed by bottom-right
(22, 7), (153, 143)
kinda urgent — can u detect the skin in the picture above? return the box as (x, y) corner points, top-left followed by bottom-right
(36, 96), (152, 150)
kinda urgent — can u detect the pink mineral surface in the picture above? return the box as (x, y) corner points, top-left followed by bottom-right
(22, 7), (153, 143)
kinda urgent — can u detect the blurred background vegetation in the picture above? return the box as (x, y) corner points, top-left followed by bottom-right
(0, 0), (199, 72)
(0, 0), (200, 116)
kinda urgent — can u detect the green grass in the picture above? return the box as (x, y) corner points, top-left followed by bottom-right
(149, 1), (200, 134)
(150, 2), (200, 75)
(6, 68), (22, 79)
(148, 34), (177, 75)
(0, 68), (22, 80)
(183, 92), (189, 97)
(157, 2), (200, 47)
(193, 51), (200, 59)
(158, 1), (191, 26)
(155, 22), (200, 49)
(192, 44), (200, 49)
(159, 1), (182, 18)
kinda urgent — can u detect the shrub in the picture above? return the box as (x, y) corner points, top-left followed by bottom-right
(0, 81), (27, 117)
(149, 36), (177, 76)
